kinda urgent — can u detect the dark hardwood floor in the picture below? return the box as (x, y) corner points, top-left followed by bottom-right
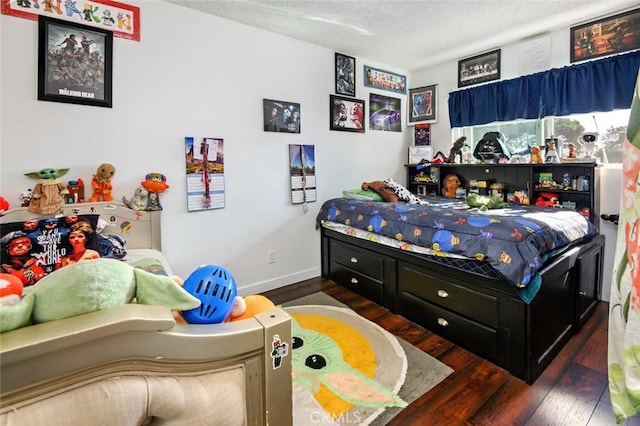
(262, 277), (638, 426)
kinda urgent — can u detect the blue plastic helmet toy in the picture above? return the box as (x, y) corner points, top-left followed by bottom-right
(181, 264), (238, 324)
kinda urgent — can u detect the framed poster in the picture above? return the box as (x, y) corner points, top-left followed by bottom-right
(458, 49), (501, 88)
(38, 15), (112, 107)
(263, 99), (301, 133)
(369, 92), (402, 132)
(289, 144), (316, 206)
(2, 0), (141, 41)
(330, 95), (365, 133)
(570, 8), (640, 63)
(408, 85), (437, 124)
(185, 137), (225, 212)
(335, 52), (355, 97)
(364, 65), (406, 94)
(414, 123), (431, 145)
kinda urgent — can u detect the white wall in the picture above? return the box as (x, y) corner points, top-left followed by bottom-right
(0, 1), (410, 294)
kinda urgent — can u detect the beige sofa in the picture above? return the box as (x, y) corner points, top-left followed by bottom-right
(0, 304), (292, 425)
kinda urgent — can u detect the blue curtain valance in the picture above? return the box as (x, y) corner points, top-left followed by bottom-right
(448, 50), (640, 128)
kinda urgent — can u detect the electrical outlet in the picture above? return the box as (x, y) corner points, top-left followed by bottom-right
(268, 250), (276, 264)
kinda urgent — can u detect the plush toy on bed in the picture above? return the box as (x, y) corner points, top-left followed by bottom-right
(0, 258), (200, 333)
(24, 168), (70, 214)
(466, 194), (509, 210)
(361, 181), (398, 202)
(442, 174), (461, 198)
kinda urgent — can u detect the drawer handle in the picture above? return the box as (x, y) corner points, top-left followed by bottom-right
(579, 291), (587, 296)
(350, 257), (358, 263)
(437, 317), (449, 327)
(350, 277), (359, 284)
(437, 289), (449, 298)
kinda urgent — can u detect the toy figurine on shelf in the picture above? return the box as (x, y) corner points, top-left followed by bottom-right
(530, 146), (543, 164)
(141, 173), (170, 211)
(24, 168), (70, 214)
(89, 163), (116, 202)
(19, 189), (32, 207)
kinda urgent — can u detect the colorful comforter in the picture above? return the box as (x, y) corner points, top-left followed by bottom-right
(317, 197), (598, 292)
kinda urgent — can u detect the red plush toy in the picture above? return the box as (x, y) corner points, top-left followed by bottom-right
(0, 273), (23, 306)
(0, 196), (9, 214)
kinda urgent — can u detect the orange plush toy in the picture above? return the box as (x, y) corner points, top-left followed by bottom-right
(227, 295), (275, 322)
(442, 174), (461, 198)
(361, 181), (398, 202)
(89, 163), (116, 202)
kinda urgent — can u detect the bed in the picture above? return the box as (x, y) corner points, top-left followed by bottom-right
(0, 202), (293, 425)
(317, 197), (605, 384)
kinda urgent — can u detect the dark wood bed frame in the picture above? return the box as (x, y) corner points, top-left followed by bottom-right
(320, 226), (605, 384)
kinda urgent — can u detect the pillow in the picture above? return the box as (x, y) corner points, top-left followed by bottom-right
(97, 233), (127, 259)
(383, 178), (424, 204)
(0, 214), (100, 288)
(342, 188), (384, 201)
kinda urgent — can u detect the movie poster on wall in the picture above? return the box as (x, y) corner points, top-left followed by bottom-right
(185, 137), (225, 212)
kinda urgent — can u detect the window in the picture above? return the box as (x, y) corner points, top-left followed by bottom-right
(453, 109), (630, 164)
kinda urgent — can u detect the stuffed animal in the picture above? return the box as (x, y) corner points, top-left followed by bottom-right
(0, 196), (9, 214)
(466, 194), (509, 210)
(19, 189), (33, 207)
(530, 146), (543, 164)
(90, 163), (116, 202)
(0, 273), (23, 306)
(227, 295), (275, 322)
(442, 174), (461, 198)
(0, 258), (200, 333)
(24, 168), (70, 214)
(141, 173), (170, 211)
(361, 181), (398, 202)
(122, 186), (149, 211)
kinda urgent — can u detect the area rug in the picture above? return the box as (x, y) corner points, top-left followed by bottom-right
(281, 292), (453, 426)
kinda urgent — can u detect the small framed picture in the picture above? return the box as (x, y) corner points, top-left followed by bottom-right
(263, 99), (301, 133)
(570, 8), (640, 63)
(408, 85), (437, 125)
(458, 49), (501, 88)
(417, 185), (427, 196)
(364, 65), (406, 94)
(408, 146), (433, 164)
(330, 95), (365, 133)
(369, 93), (402, 132)
(38, 16), (113, 108)
(335, 52), (355, 97)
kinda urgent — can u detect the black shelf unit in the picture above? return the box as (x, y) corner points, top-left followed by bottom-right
(405, 163), (600, 226)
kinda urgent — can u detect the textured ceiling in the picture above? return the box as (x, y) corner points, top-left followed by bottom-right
(164, 0), (639, 72)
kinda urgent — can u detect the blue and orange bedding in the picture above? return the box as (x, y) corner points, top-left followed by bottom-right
(317, 197), (598, 298)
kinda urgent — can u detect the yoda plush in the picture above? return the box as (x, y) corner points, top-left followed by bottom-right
(0, 258), (200, 333)
(24, 167), (70, 214)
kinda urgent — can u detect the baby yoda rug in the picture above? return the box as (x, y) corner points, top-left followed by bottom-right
(282, 292), (453, 426)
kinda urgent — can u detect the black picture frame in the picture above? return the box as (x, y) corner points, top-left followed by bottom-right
(330, 95), (365, 133)
(38, 15), (113, 108)
(364, 65), (407, 94)
(263, 99), (301, 133)
(458, 49), (501, 88)
(335, 52), (355, 97)
(570, 8), (640, 63)
(407, 84), (437, 125)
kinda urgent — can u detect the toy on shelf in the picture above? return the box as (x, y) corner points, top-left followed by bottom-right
(577, 132), (598, 161)
(530, 146), (543, 164)
(433, 136), (468, 164)
(66, 178), (85, 204)
(442, 174), (461, 198)
(24, 168), (70, 214)
(141, 172), (169, 211)
(89, 163), (116, 202)
(19, 189), (33, 207)
(122, 186), (149, 211)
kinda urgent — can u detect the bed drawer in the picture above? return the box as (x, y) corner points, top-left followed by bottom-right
(330, 239), (384, 281)
(398, 263), (499, 328)
(401, 292), (498, 360)
(330, 261), (384, 305)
